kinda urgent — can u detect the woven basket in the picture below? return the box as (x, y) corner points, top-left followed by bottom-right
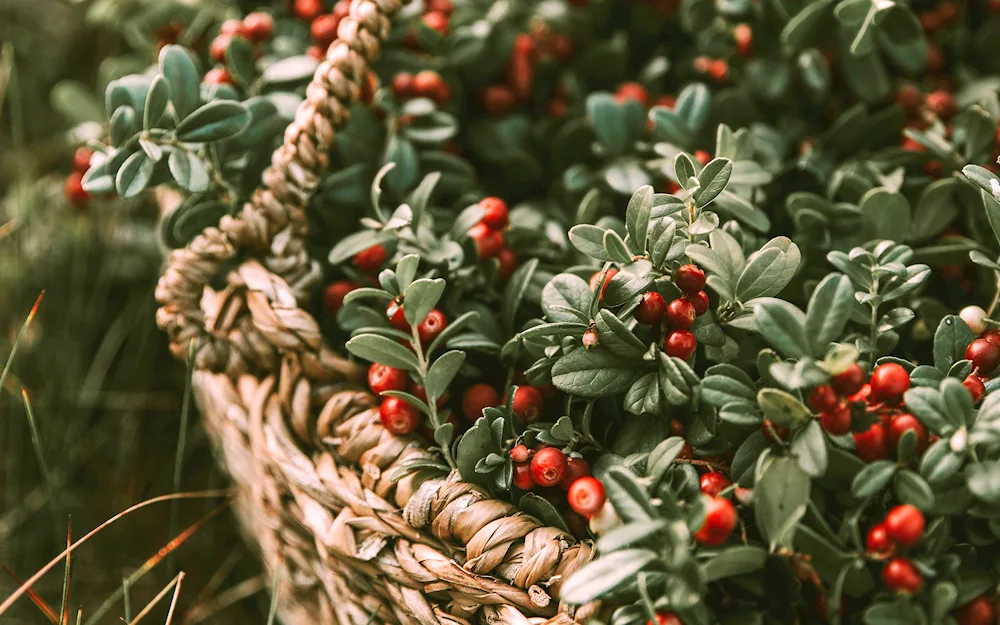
(153, 2), (597, 623)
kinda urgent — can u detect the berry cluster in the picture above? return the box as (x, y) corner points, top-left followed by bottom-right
(468, 197), (517, 278)
(64, 147), (93, 207)
(302, 0), (350, 59)
(403, 0), (453, 51)
(205, 12), (274, 85)
(481, 28), (576, 118)
(507, 442), (606, 519)
(631, 263), (710, 360)
(864, 505), (925, 593)
(960, 305), (1000, 393)
(391, 70), (451, 107)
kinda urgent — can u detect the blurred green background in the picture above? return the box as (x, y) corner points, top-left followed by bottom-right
(0, 0), (273, 623)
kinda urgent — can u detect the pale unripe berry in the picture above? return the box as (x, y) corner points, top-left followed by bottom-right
(588, 499), (622, 534)
(961, 305), (988, 336)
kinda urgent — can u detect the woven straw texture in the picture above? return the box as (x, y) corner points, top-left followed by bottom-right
(153, 1), (597, 624)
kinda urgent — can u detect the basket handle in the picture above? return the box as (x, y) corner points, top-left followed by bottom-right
(155, 0), (407, 373)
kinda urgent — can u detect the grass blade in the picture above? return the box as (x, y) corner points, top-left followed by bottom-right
(162, 573), (185, 625)
(123, 576), (131, 624)
(58, 517), (72, 625)
(22, 388), (59, 535)
(0, 292), (43, 403)
(129, 572), (184, 625)
(0, 565), (57, 623)
(168, 341), (195, 575)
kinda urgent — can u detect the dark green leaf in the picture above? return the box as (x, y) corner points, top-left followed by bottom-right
(694, 158), (733, 207)
(345, 334), (419, 370)
(424, 350), (465, 401)
(755, 457), (811, 550)
(115, 150), (153, 199)
(159, 45), (200, 118)
(175, 101), (251, 142)
(560, 549), (658, 604)
(404, 279), (446, 326)
(167, 149), (209, 193)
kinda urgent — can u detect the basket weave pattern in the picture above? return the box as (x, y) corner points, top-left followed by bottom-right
(153, 2), (596, 623)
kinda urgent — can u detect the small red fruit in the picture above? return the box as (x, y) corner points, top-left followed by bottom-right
(895, 85), (925, 115)
(512, 461), (534, 489)
(547, 97), (569, 119)
(809, 385), (840, 412)
(693, 150), (711, 166)
(470, 222), (504, 260)
(416, 309), (447, 343)
(323, 280), (357, 314)
(866, 523), (894, 556)
(956, 596), (997, 625)
(707, 59), (728, 83)
(495, 247), (517, 280)
(884, 504), (925, 548)
(209, 35), (232, 63)
(614, 82), (649, 107)
(203, 67), (233, 85)
(820, 402), (852, 435)
(687, 290), (710, 316)
(332, 0), (350, 18)
(243, 12), (274, 42)
(926, 90), (956, 120)
(530, 447), (568, 487)
(421, 10), (450, 36)
(700, 472), (731, 497)
(648, 613), (683, 625)
(391, 72), (414, 99)
(666, 298), (697, 330)
(412, 71), (450, 105)
(694, 496), (738, 545)
(568, 476), (606, 517)
(870, 363), (910, 403)
(220, 18), (247, 37)
(72, 147), (93, 172)
(762, 419), (789, 442)
(480, 197), (509, 230)
(311, 14), (341, 48)
(368, 364), (409, 395)
(733, 23), (752, 57)
(560, 457), (591, 489)
(64, 172), (89, 206)
(966, 338), (1000, 375)
(964, 374), (986, 403)
(854, 423), (889, 462)
(635, 292), (668, 325)
(482, 84), (517, 116)
(888, 414), (928, 454)
(379, 397), (421, 435)
(882, 558), (923, 594)
(674, 264), (706, 294)
(589, 268), (619, 300)
(664, 330), (697, 360)
(294, 0), (324, 21)
(462, 384), (499, 421)
(425, 0), (455, 15)
(511, 385), (545, 423)
(353, 244), (387, 273)
(509, 444), (530, 463)
(831, 363), (865, 396)
(306, 45), (325, 60)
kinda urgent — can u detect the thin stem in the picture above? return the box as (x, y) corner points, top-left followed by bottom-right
(410, 325), (457, 470)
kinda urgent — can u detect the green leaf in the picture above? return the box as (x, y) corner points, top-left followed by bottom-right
(791, 421), (828, 478)
(674, 153), (696, 186)
(143, 74), (170, 130)
(115, 150), (154, 199)
(755, 457), (811, 551)
(596, 309), (647, 358)
(597, 519), (668, 552)
(159, 45), (200, 119)
(109, 106), (136, 147)
(542, 274), (591, 322)
(603, 230), (634, 264)
(933, 315), (975, 373)
(456, 417), (502, 490)
(560, 549), (658, 604)
(345, 334), (419, 371)
(551, 347), (648, 398)
(502, 258), (539, 334)
(757, 388), (812, 428)
(781, 0), (835, 53)
(736, 238), (801, 301)
(225, 35), (257, 86)
(519, 493), (570, 533)
(587, 93), (628, 155)
(408, 172), (440, 229)
(694, 158), (733, 207)
(860, 188), (912, 241)
(569, 225), (615, 261)
(175, 101), (251, 142)
(626, 185), (654, 253)
(261, 55), (319, 84)
(424, 350), (465, 401)
(851, 460), (897, 498)
(167, 149), (210, 193)
(403, 279), (446, 326)
(328, 230), (392, 265)
(701, 545), (768, 582)
(753, 299), (811, 358)
(701, 373), (757, 408)
(605, 466), (655, 522)
(805, 274), (855, 357)
(894, 470), (935, 510)
(967, 461), (1000, 505)
(624, 372), (660, 415)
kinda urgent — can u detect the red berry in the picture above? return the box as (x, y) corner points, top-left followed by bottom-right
(670, 419), (685, 437)
(686, 291), (710, 316)
(849, 383), (872, 405)
(368, 364), (409, 395)
(509, 444), (530, 463)
(425, 0), (455, 15)
(964, 374), (986, 403)
(967, 338), (1000, 375)
(332, 0), (351, 18)
(888, 414), (928, 454)
(421, 10), (450, 36)
(635, 292), (668, 325)
(882, 558), (923, 594)
(884, 504), (925, 548)
(870, 363), (910, 403)
(674, 264), (706, 294)
(666, 298), (697, 330)
(809, 385), (840, 412)
(416, 309), (447, 344)
(209, 35), (232, 63)
(656, 95), (677, 109)
(323, 280), (357, 314)
(311, 14), (341, 48)
(693, 150), (712, 166)
(700, 472), (731, 497)
(547, 97), (569, 118)
(694, 496), (737, 545)
(560, 457), (591, 489)
(614, 82), (649, 107)
(707, 59), (728, 83)
(820, 402), (852, 435)
(462, 384), (499, 421)
(530, 447), (568, 487)
(895, 85), (925, 115)
(480, 197), (509, 230)
(294, 0), (323, 21)
(926, 90), (956, 120)
(243, 12), (274, 42)
(956, 596), (997, 625)
(589, 268), (619, 301)
(482, 84), (517, 116)
(64, 172), (89, 206)
(567, 476), (606, 517)
(511, 386), (545, 423)
(854, 423), (889, 462)
(648, 613), (682, 625)
(306, 45), (325, 60)
(866, 523), (894, 556)
(203, 67), (232, 85)
(379, 397), (421, 435)
(664, 330), (697, 360)
(734, 23), (752, 57)
(470, 222), (504, 260)
(512, 461), (534, 489)
(72, 147), (93, 173)
(831, 363), (865, 396)
(353, 244), (387, 273)
(386, 304), (409, 334)
(219, 19), (246, 37)
(391, 72), (414, 99)
(412, 71), (450, 105)
(495, 247), (518, 280)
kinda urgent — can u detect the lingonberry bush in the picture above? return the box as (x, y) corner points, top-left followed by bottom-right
(72, 0), (1000, 622)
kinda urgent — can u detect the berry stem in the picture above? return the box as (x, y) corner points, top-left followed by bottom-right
(410, 322), (458, 470)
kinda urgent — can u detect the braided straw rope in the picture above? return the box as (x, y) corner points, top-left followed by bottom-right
(153, 2), (597, 623)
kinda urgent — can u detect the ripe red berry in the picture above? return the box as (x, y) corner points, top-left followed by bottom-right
(693, 150), (712, 166)
(694, 496), (737, 545)
(421, 10), (450, 36)
(243, 12), (274, 42)
(64, 172), (89, 206)
(294, 0), (323, 21)
(967, 338), (1000, 375)
(426, 0), (455, 15)
(72, 147), (93, 173)
(219, 18), (247, 37)
(547, 97), (569, 119)
(560, 457), (591, 489)
(895, 85), (925, 115)
(568, 476), (606, 517)
(664, 330), (697, 360)
(674, 264), (706, 294)
(203, 67), (233, 85)
(412, 71), (450, 105)
(209, 35), (232, 63)
(870, 363), (910, 403)
(666, 298), (697, 330)
(589, 268), (619, 300)
(831, 363), (865, 396)
(820, 402), (852, 435)
(495, 247), (518, 280)
(733, 23), (752, 57)
(614, 82), (649, 107)
(462, 384), (499, 421)
(854, 423), (889, 462)
(368, 364), (409, 395)
(707, 59), (728, 83)
(964, 374), (986, 403)
(866, 523), (894, 556)
(310, 14), (341, 48)
(648, 613), (683, 625)
(416, 309), (447, 343)
(482, 84), (517, 116)
(686, 290), (710, 316)
(884, 505), (925, 548)
(882, 558), (923, 594)
(926, 90), (956, 120)
(306, 45), (325, 60)
(480, 197), (509, 230)
(323, 280), (357, 314)
(511, 385), (545, 423)
(700, 472), (731, 497)
(509, 444), (530, 463)
(332, 0), (351, 18)
(512, 461), (534, 489)
(384, 304), (409, 334)
(635, 292), (668, 325)
(379, 397), (421, 435)
(469, 222), (504, 260)
(888, 414), (928, 454)
(849, 383), (872, 405)
(530, 447), (568, 487)
(353, 244), (387, 273)
(391, 72), (414, 99)
(761, 418), (789, 442)
(956, 596), (997, 625)
(809, 385), (840, 412)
